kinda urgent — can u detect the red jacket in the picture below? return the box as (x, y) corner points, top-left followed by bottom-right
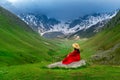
(62, 49), (80, 64)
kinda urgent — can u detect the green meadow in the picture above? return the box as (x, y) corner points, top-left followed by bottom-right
(0, 6), (120, 80)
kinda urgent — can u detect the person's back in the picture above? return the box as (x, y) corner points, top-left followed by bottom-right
(62, 43), (81, 65)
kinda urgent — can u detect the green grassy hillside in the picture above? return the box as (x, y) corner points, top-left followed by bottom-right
(0, 6), (58, 67)
(82, 11), (120, 65)
(89, 11), (120, 49)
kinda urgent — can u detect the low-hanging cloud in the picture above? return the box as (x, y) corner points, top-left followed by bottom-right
(0, 0), (120, 21)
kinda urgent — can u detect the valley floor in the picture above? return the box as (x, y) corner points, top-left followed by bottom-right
(0, 39), (120, 80)
(0, 62), (120, 80)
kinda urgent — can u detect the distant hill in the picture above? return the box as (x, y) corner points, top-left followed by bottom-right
(0, 6), (57, 67)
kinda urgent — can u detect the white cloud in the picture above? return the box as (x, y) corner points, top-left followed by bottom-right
(0, 0), (12, 6)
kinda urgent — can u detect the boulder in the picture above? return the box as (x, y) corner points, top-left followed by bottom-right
(47, 60), (86, 68)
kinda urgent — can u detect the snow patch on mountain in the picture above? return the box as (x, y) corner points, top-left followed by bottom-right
(18, 11), (118, 36)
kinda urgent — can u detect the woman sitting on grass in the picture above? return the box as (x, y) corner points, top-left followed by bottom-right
(62, 43), (81, 65)
(47, 43), (85, 68)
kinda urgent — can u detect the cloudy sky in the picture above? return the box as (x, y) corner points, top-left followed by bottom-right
(0, 0), (120, 21)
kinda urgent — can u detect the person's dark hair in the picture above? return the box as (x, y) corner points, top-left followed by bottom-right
(74, 48), (80, 53)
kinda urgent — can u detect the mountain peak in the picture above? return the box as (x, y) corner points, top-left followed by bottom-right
(18, 11), (118, 38)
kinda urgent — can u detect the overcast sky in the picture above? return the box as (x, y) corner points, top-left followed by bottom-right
(0, 0), (120, 21)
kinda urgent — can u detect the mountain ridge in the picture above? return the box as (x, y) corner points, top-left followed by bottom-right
(18, 11), (117, 36)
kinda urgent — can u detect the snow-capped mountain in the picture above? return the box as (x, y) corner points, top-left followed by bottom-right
(18, 14), (60, 34)
(66, 19), (110, 39)
(18, 11), (118, 38)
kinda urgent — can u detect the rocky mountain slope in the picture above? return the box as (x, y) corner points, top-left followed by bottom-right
(89, 11), (120, 65)
(19, 11), (117, 38)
